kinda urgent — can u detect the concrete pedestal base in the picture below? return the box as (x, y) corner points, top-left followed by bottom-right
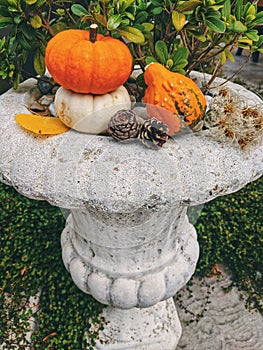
(88, 298), (181, 350)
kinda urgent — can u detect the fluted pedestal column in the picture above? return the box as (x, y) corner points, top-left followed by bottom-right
(61, 205), (198, 348)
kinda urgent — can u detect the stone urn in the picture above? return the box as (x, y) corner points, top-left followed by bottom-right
(0, 73), (262, 349)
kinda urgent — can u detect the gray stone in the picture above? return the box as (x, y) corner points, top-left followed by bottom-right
(0, 75), (262, 349)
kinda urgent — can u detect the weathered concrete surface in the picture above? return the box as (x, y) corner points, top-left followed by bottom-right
(176, 266), (263, 350)
(0, 77), (262, 349)
(87, 298), (182, 350)
(0, 77), (262, 211)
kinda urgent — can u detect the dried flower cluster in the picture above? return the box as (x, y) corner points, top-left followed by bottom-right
(203, 89), (263, 149)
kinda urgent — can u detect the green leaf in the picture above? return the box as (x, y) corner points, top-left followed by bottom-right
(71, 4), (88, 17)
(136, 11), (148, 23)
(255, 10), (263, 19)
(117, 26), (145, 43)
(35, 0), (47, 7)
(206, 8), (221, 19)
(7, 0), (18, 7)
(19, 35), (32, 50)
(0, 6), (10, 17)
(171, 47), (188, 69)
(107, 14), (122, 30)
(150, 0), (163, 6)
(20, 25), (34, 40)
(30, 15), (42, 29)
(166, 58), (173, 69)
(121, 18), (130, 26)
(246, 14), (256, 22)
(142, 22), (154, 32)
(188, 29), (206, 42)
(136, 72), (146, 88)
(238, 37), (253, 45)
(155, 40), (168, 64)
(235, 0), (243, 21)
(245, 30), (259, 41)
(246, 3), (256, 17)
(25, 0), (37, 4)
(219, 51), (226, 65)
(133, 23), (144, 31)
(256, 35), (263, 47)
(145, 56), (157, 65)
(205, 17), (226, 33)
(177, 0), (202, 13)
(222, 0), (231, 21)
(253, 12), (263, 26)
(8, 6), (18, 12)
(119, 0), (134, 10)
(13, 16), (21, 24)
(0, 37), (6, 51)
(172, 68), (186, 75)
(172, 10), (186, 31)
(152, 7), (163, 15)
(124, 11), (134, 21)
(229, 20), (247, 33)
(0, 17), (13, 28)
(225, 49), (235, 62)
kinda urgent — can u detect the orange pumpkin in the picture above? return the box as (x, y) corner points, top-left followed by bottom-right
(144, 62), (206, 136)
(45, 25), (133, 95)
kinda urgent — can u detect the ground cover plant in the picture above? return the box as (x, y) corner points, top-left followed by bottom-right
(194, 176), (263, 313)
(0, 176), (262, 348)
(0, 182), (104, 349)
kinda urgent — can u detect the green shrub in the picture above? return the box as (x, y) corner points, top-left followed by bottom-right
(0, 0), (263, 89)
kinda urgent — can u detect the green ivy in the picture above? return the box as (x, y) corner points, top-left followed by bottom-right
(195, 176), (263, 312)
(0, 182), (103, 349)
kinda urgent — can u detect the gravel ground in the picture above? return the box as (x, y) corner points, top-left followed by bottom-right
(175, 265), (263, 350)
(222, 49), (263, 99)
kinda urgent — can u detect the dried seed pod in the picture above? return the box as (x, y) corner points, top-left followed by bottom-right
(108, 109), (140, 142)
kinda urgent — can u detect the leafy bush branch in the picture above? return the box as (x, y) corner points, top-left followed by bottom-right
(0, 0), (263, 89)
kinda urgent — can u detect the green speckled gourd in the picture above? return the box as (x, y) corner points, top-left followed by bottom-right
(144, 63), (206, 136)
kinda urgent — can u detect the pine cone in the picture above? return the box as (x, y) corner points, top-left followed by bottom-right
(139, 118), (169, 149)
(108, 109), (140, 142)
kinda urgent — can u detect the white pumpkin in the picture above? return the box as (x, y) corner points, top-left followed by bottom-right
(54, 85), (131, 134)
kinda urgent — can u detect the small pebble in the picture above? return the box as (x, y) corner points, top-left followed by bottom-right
(37, 76), (55, 95)
(29, 101), (47, 112)
(38, 94), (54, 106)
(49, 103), (57, 117)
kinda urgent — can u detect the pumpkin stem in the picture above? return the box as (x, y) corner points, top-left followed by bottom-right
(90, 23), (98, 43)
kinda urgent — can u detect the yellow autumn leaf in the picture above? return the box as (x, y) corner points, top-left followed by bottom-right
(30, 15), (42, 29)
(15, 114), (70, 135)
(219, 51), (227, 65)
(172, 10), (186, 31)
